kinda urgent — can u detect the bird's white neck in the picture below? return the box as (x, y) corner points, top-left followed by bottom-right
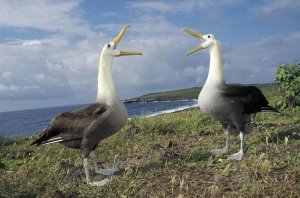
(96, 55), (118, 105)
(205, 42), (225, 87)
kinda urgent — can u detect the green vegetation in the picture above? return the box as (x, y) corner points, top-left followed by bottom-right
(125, 87), (201, 103)
(1, 85), (300, 197)
(275, 61), (300, 109)
(125, 83), (278, 103)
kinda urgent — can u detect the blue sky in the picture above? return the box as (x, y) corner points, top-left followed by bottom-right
(0, 0), (299, 112)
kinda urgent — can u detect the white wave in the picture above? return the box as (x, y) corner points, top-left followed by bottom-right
(142, 103), (198, 118)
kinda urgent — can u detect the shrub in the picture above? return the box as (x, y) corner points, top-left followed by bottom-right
(274, 61), (300, 109)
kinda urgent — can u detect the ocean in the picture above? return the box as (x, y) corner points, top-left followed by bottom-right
(0, 100), (198, 138)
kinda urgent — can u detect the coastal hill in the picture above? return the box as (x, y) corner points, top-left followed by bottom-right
(125, 83), (278, 103)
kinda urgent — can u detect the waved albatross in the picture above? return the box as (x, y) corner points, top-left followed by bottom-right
(31, 26), (142, 186)
(183, 28), (277, 160)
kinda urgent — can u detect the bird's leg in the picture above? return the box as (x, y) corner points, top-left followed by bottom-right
(211, 129), (229, 154)
(91, 151), (100, 173)
(228, 132), (244, 161)
(91, 150), (120, 176)
(83, 157), (110, 186)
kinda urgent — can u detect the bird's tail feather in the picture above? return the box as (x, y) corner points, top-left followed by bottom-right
(30, 128), (57, 146)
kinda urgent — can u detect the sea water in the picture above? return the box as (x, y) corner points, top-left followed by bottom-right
(0, 100), (197, 138)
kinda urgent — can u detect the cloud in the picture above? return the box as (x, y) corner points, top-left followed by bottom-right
(255, 0), (300, 14)
(0, 0), (93, 36)
(0, 0), (299, 112)
(223, 31), (300, 83)
(127, 0), (246, 13)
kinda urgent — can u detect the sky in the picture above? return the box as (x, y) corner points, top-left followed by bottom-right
(0, 0), (299, 112)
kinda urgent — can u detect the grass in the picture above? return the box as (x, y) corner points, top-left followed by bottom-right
(1, 85), (300, 197)
(125, 83), (278, 103)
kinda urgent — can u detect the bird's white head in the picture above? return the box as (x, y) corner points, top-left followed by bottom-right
(182, 28), (219, 56)
(97, 26), (142, 104)
(100, 25), (142, 60)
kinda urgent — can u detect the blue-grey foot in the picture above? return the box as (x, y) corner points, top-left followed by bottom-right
(227, 151), (243, 161)
(88, 178), (110, 186)
(96, 167), (120, 176)
(211, 147), (228, 154)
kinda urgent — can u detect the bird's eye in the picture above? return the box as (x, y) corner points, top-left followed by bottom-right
(208, 35), (211, 38)
(107, 44), (110, 48)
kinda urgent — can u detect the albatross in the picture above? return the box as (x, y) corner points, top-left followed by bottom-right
(31, 26), (142, 186)
(183, 28), (277, 160)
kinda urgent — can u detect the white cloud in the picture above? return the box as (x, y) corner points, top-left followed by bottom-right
(22, 40), (44, 46)
(127, 0), (246, 13)
(0, 0), (299, 112)
(0, 0), (93, 36)
(223, 31), (300, 83)
(255, 0), (300, 14)
(2, 72), (12, 79)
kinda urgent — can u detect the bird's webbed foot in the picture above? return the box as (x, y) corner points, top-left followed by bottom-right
(227, 151), (243, 161)
(88, 178), (110, 186)
(211, 147), (228, 154)
(96, 167), (120, 176)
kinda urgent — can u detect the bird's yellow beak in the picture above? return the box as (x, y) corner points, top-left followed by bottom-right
(182, 28), (205, 56)
(113, 25), (130, 47)
(113, 25), (143, 57)
(115, 51), (143, 57)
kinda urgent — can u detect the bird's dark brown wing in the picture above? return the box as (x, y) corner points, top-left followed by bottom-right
(31, 103), (109, 146)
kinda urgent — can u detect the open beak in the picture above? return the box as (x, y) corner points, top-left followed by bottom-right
(113, 25), (142, 57)
(182, 28), (205, 56)
(115, 51), (142, 57)
(113, 25), (130, 47)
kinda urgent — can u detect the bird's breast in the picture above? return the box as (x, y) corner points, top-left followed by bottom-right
(198, 88), (227, 117)
(109, 101), (128, 130)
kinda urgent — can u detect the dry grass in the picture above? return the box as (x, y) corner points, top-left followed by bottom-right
(0, 108), (300, 197)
